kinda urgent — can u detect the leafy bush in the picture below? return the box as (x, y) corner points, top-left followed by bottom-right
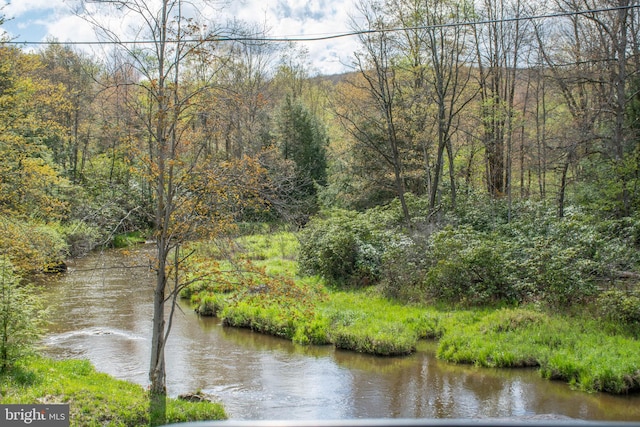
(298, 210), (387, 286)
(384, 199), (636, 307)
(57, 220), (102, 257)
(596, 290), (640, 326)
(504, 208), (605, 307)
(0, 258), (46, 372)
(422, 226), (517, 305)
(379, 235), (429, 301)
(0, 216), (68, 273)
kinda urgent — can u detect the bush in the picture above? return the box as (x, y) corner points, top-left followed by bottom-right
(298, 210), (386, 286)
(596, 290), (640, 326)
(0, 216), (68, 273)
(505, 208), (603, 307)
(380, 235), (429, 301)
(57, 221), (102, 257)
(0, 258), (46, 372)
(423, 226), (517, 305)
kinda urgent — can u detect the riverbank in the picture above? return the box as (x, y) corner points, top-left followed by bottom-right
(0, 356), (226, 426)
(185, 231), (640, 395)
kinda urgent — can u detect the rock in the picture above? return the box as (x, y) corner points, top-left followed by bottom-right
(178, 391), (214, 403)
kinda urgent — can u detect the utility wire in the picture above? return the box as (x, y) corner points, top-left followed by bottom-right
(3, 3), (640, 46)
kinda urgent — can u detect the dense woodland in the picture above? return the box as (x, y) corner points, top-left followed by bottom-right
(1, 0), (640, 405)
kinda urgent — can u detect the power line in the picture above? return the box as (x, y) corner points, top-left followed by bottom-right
(3, 3), (640, 46)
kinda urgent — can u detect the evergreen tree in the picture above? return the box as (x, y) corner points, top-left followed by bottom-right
(277, 95), (328, 204)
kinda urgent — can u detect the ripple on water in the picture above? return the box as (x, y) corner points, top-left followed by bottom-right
(43, 327), (145, 344)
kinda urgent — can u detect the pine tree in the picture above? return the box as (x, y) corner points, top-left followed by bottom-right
(277, 95), (328, 203)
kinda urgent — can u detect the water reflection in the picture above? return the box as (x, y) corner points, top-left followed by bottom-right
(40, 247), (640, 420)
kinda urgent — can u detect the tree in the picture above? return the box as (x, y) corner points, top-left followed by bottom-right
(473, 0), (530, 200)
(0, 46), (70, 221)
(207, 22), (277, 159)
(532, 0), (640, 217)
(38, 43), (98, 183)
(341, 0), (411, 224)
(77, 1), (266, 424)
(276, 95), (328, 213)
(390, 0), (476, 210)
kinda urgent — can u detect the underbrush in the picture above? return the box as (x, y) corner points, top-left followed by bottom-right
(0, 357), (226, 426)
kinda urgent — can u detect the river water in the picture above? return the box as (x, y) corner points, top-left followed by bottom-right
(39, 247), (640, 421)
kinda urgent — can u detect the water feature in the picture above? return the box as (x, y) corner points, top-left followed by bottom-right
(40, 246), (640, 420)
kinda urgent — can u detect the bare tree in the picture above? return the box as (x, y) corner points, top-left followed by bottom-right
(75, 1), (240, 424)
(533, 0), (639, 216)
(473, 0), (530, 200)
(391, 0), (476, 210)
(343, 0), (411, 224)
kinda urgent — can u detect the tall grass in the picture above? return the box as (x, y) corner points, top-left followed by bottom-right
(436, 308), (640, 393)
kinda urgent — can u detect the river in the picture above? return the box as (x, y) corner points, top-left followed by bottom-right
(39, 246), (640, 421)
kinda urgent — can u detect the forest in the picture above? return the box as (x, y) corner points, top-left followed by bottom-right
(1, 0), (640, 421)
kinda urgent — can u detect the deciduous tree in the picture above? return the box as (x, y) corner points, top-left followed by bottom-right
(76, 1), (267, 424)
(342, 0), (411, 224)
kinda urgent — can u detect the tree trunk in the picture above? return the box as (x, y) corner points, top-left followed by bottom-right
(557, 161), (570, 218)
(149, 246), (167, 396)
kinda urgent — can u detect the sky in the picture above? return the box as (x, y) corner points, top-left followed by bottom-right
(1, 0), (361, 75)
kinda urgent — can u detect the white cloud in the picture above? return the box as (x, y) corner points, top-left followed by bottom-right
(238, 0), (359, 74)
(2, 0), (360, 75)
(2, 0), (64, 17)
(44, 13), (94, 44)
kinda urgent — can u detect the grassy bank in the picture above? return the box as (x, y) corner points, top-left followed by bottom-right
(0, 356), (226, 426)
(184, 231), (640, 395)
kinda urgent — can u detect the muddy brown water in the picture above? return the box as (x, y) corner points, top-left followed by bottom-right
(39, 246), (640, 420)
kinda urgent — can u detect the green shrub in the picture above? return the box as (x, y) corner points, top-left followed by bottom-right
(423, 226), (517, 305)
(0, 216), (68, 273)
(57, 221), (102, 257)
(596, 290), (640, 326)
(0, 258), (46, 372)
(192, 293), (227, 316)
(112, 231), (146, 248)
(505, 209), (603, 307)
(379, 235), (428, 301)
(298, 210), (386, 286)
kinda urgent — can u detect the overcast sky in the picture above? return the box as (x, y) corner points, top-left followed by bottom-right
(1, 0), (360, 75)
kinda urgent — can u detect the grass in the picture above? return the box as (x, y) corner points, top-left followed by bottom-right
(319, 291), (443, 355)
(0, 356), (226, 426)
(112, 231), (147, 248)
(185, 230), (640, 394)
(436, 308), (640, 393)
